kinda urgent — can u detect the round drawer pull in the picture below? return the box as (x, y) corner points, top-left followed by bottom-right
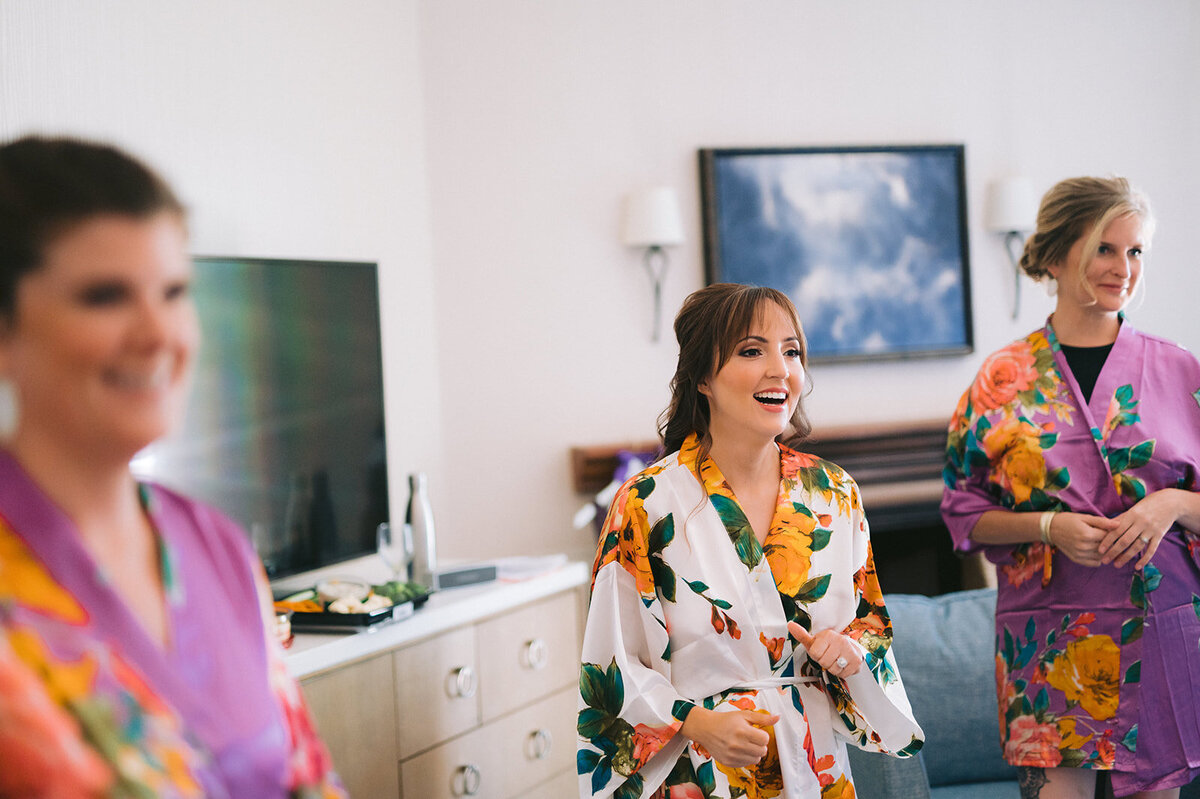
(522, 638), (549, 670)
(452, 763), (482, 796)
(446, 665), (477, 699)
(527, 728), (553, 760)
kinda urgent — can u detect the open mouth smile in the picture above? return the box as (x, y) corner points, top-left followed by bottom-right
(754, 391), (788, 408)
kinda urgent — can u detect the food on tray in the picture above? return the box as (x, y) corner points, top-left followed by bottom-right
(328, 593), (394, 614)
(315, 578), (370, 604)
(371, 580), (426, 604)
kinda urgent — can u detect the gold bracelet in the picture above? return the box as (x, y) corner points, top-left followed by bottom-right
(1039, 510), (1058, 546)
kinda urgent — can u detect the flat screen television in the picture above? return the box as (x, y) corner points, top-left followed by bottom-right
(133, 256), (389, 579)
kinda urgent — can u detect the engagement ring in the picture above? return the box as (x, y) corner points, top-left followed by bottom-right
(834, 656), (848, 670)
(1140, 536), (1150, 544)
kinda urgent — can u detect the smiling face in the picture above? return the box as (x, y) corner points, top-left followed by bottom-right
(1049, 213), (1146, 318)
(699, 301), (805, 448)
(0, 212), (198, 463)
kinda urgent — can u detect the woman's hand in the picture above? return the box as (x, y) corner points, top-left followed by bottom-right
(787, 622), (863, 677)
(1100, 489), (1183, 569)
(1045, 512), (1119, 567)
(679, 706), (779, 768)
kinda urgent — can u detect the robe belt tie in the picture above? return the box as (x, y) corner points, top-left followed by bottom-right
(728, 675), (822, 691)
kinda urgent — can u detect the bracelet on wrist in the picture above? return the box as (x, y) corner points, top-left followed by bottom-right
(1039, 510), (1058, 546)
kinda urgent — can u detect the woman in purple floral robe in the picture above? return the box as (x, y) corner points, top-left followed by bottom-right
(942, 177), (1200, 798)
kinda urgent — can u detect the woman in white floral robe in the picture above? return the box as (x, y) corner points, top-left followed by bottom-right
(578, 285), (923, 799)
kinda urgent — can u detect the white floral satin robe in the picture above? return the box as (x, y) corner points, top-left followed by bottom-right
(578, 434), (923, 799)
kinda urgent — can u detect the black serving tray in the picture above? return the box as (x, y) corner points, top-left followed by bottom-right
(285, 589), (432, 632)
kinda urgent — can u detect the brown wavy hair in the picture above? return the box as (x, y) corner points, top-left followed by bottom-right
(657, 283), (812, 458)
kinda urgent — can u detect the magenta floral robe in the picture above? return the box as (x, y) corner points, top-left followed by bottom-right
(0, 452), (345, 799)
(941, 319), (1200, 794)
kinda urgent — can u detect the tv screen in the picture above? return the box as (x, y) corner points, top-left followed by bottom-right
(133, 256), (389, 579)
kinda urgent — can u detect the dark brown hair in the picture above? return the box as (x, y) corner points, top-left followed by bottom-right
(657, 283), (811, 457)
(0, 135), (185, 319)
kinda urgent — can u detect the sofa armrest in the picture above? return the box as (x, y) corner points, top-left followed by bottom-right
(846, 747), (932, 799)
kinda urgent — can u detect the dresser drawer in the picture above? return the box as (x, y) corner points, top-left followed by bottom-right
(399, 687), (576, 799)
(491, 687), (576, 799)
(394, 625), (480, 758)
(476, 592), (580, 720)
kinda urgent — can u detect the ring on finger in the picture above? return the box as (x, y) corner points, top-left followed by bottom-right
(834, 656), (848, 670)
(1139, 535), (1150, 544)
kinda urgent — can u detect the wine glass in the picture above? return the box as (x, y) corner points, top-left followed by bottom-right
(376, 522), (411, 581)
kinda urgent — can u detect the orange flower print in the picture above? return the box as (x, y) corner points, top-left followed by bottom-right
(759, 632), (784, 665)
(983, 418), (1049, 505)
(971, 341), (1038, 412)
(1004, 715), (1063, 766)
(1044, 635), (1120, 720)
(1095, 730), (1116, 767)
(821, 775), (856, 799)
(0, 639), (113, 798)
(999, 545), (1045, 587)
(630, 723), (676, 771)
(616, 482), (657, 599)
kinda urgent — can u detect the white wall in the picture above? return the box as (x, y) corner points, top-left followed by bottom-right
(0, 0), (442, 526)
(419, 0), (1200, 563)
(3, 1), (1197, 568)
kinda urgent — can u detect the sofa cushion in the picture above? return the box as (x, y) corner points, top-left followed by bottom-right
(885, 589), (1018, 787)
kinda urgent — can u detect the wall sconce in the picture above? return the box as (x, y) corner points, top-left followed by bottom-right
(621, 187), (684, 342)
(985, 177), (1038, 319)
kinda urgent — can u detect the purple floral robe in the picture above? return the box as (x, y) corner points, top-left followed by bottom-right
(941, 319), (1200, 794)
(0, 452), (343, 799)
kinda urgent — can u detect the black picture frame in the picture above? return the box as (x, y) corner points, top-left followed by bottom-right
(700, 144), (973, 363)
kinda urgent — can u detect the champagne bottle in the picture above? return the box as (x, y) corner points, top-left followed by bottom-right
(406, 472), (439, 590)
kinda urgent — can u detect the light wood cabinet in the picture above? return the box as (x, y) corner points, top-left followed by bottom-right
(301, 653), (401, 799)
(296, 569), (586, 799)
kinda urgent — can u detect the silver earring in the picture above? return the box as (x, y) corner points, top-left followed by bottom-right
(1045, 277), (1058, 297)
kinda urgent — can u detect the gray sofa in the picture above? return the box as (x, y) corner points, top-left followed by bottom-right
(848, 589), (1199, 798)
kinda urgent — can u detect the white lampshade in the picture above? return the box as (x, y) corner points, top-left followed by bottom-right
(985, 177), (1038, 233)
(621, 187), (685, 247)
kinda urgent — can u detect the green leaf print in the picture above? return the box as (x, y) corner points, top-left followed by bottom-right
(810, 525), (832, 552)
(1124, 661), (1141, 684)
(1128, 440), (1155, 469)
(794, 573), (831, 603)
(578, 748), (602, 774)
(648, 514), (674, 555)
(650, 558), (676, 603)
(1122, 725), (1138, 753)
(577, 707), (609, 739)
(1193, 595), (1200, 621)
(686, 579), (709, 593)
(1144, 564), (1163, 593)
(1116, 474), (1148, 502)
(1121, 617), (1144, 645)
(1115, 384), (1134, 405)
(698, 761), (716, 796)
(1038, 432), (1058, 449)
(896, 736), (925, 757)
(612, 773), (643, 799)
(1108, 448), (1131, 474)
(1033, 687), (1049, 719)
(1131, 573), (1147, 609)
(1045, 467), (1070, 491)
(709, 494), (762, 570)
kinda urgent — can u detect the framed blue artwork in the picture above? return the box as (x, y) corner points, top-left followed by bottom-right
(700, 144), (973, 363)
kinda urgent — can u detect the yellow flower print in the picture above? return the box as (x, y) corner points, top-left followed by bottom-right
(716, 709), (782, 798)
(1056, 717), (1093, 751)
(1044, 635), (1120, 720)
(764, 502), (815, 595)
(983, 418), (1048, 505)
(0, 522), (88, 625)
(6, 628), (97, 705)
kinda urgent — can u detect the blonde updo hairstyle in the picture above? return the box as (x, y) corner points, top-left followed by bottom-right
(1019, 176), (1154, 303)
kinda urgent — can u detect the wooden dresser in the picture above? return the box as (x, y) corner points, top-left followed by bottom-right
(289, 562), (588, 798)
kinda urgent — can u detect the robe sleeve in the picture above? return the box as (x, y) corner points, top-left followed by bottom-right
(830, 481), (924, 757)
(940, 383), (1005, 553)
(578, 475), (693, 799)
